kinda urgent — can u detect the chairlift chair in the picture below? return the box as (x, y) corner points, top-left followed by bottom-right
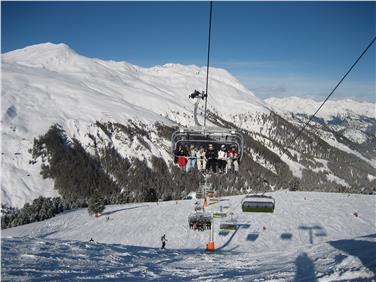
(171, 2), (245, 168)
(195, 191), (203, 200)
(171, 128), (244, 160)
(219, 213), (238, 230)
(188, 212), (212, 231)
(213, 211), (227, 218)
(194, 203), (202, 211)
(210, 198), (220, 204)
(241, 194), (275, 213)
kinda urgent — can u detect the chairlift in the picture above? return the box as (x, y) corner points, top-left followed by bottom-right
(171, 128), (244, 160)
(241, 194), (275, 213)
(194, 203), (202, 211)
(209, 197), (220, 203)
(207, 191), (215, 197)
(171, 2), (244, 168)
(213, 211), (227, 218)
(219, 212), (238, 230)
(195, 191), (203, 199)
(188, 212), (212, 231)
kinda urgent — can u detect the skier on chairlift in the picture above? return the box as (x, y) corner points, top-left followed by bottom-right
(186, 144), (197, 172)
(206, 144), (217, 173)
(175, 145), (188, 170)
(227, 144), (239, 173)
(197, 145), (206, 172)
(218, 144), (228, 173)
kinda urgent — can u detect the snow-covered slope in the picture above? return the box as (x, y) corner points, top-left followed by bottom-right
(1, 43), (268, 208)
(2, 191), (376, 280)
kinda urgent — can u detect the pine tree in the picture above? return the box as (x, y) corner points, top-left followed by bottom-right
(88, 191), (105, 216)
(143, 188), (158, 202)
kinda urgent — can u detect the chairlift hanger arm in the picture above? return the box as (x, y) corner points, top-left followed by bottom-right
(189, 90), (206, 100)
(204, 1), (213, 128)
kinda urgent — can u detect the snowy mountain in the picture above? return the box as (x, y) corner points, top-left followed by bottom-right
(265, 96), (376, 160)
(2, 43), (375, 209)
(265, 96), (375, 144)
(2, 191), (376, 280)
(265, 96), (375, 120)
(1, 43), (267, 208)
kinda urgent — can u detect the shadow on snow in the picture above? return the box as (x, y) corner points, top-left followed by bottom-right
(101, 205), (150, 216)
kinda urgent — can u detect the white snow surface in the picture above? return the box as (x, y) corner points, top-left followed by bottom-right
(1, 42), (269, 208)
(265, 96), (375, 120)
(2, 191), (376, 281)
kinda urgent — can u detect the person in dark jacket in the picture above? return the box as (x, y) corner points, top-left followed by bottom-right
(161, 234), (167, 249)
(205, 144), (218, 173)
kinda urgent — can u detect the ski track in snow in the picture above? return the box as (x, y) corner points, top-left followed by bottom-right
(2, 191), (376, 281)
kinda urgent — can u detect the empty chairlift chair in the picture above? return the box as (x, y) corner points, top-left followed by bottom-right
(213, 204), (227, 218)
(213, 211), (227, 218)
(219, 213), (238, 230)
(241, 195), (275, 213)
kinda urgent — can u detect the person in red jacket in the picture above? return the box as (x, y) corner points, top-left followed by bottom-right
(227, 144), (239, 172)
(175, 145), (188, 169)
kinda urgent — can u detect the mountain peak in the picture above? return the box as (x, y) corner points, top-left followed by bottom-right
(2, 42), (80, 70)
(4, 42), (76, 56)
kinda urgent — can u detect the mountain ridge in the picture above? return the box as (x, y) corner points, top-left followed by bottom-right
(265, 96), (375, 119)
(2, 43), (375, 209)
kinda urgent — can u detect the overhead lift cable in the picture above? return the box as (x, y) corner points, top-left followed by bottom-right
(280, 35), (376, 160)
(203, 1), (213, 128)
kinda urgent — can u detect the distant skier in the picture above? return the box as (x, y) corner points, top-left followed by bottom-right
(161, 234), (167, 249)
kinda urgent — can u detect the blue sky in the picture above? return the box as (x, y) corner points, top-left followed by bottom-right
(2, 1), (375, 102)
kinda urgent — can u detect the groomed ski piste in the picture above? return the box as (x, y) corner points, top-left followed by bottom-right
(2, 191), (376, 281)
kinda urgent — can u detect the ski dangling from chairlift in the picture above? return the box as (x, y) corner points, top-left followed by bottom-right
(241, 194), (275, 213)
